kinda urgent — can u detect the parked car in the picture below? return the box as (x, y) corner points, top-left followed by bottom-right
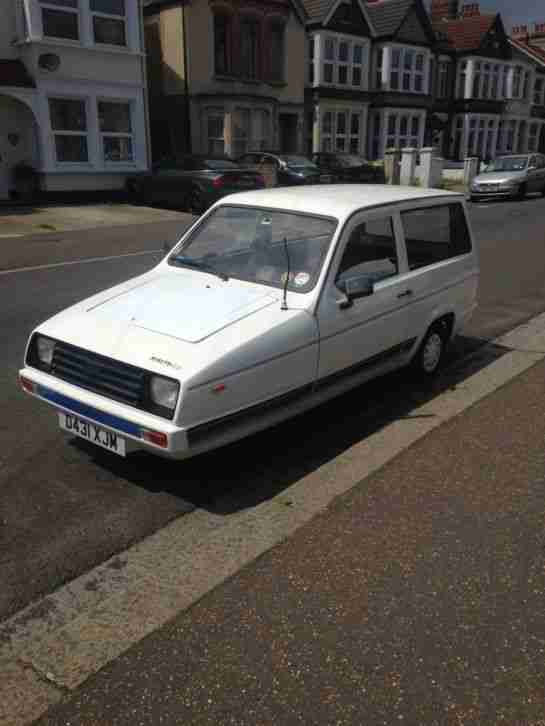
(312, 153), (381, 183)
(469, 153), (545, 202)
(126, 156), (266, 214)
(236, 152), (332, 186)
(20, 185), (478, 461)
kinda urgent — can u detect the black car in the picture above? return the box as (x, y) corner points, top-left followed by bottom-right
(236, 152), (332, 186)
(126, 156), (266, 214)
(312, 153), (382, 183)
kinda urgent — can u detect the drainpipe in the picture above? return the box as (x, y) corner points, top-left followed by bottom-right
(139, 0), (152, 170)
(182, 3), (191, 153)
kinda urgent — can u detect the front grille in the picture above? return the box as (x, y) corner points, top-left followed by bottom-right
(51, 341), (146, 409)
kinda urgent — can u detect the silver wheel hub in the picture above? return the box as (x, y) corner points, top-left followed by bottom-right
(422, 332), (442, 373)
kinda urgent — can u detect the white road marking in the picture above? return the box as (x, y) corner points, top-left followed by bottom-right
(0, 250), (161, 276)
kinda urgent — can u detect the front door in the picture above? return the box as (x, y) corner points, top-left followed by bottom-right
(316, 210), (413, 384)
(279, 114), (298, 153)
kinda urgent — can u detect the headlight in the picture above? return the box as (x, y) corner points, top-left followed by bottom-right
(35, 335), (56, 368)
(149, 375), (179, 412)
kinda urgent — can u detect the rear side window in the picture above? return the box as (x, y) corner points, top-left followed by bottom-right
(401, 203), (472, 271)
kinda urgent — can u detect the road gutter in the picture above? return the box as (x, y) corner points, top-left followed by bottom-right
(2, 312), (545, 726)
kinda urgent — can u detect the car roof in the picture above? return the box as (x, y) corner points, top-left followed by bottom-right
(216, 185), (464, 220)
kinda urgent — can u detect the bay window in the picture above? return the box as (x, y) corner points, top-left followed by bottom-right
(320, 34), (368, 89)
(49, 98), (88, 163)
(40, 0), (79, 41)
(91, 0), (126, 46)
(98, 100), (133, 163)
(384, 47), (428, 93)
(320, 109), (364, 153)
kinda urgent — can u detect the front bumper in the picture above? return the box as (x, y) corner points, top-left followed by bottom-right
(19, 367), (191, 459)
(470, 186), (519, 200)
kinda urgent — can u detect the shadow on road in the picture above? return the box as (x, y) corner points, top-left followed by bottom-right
(74, 334), (510, 515)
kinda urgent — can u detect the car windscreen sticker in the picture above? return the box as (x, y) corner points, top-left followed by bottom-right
(294, 272), (310, 287)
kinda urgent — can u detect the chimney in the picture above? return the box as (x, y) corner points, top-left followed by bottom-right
(430, 0), (459, 23)
(511, 24), (529, 42)
(530, 21), (545, 49)
(461, 3), (481, 18)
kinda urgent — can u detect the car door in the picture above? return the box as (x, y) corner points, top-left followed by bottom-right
(316, 209), (413, 384)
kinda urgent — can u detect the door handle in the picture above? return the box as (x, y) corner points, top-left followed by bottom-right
(397, 289), (413, 299)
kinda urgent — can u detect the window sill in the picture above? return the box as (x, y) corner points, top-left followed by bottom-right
(16, 37), (143, 56)
(213, 75), (263, 86)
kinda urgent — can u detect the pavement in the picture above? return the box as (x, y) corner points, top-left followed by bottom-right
(2, 311), (545, 726)
(0, 204), (190, 239)
(37, 360), (545, 726)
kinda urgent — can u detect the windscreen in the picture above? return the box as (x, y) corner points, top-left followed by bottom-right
(169, 206), (337, 293)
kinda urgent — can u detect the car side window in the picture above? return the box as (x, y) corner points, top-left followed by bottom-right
(336, 217), (398, 288)
(401, 203), (472, 271)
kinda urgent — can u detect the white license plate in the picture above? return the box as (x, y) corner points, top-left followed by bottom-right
(59, 413), (126, 457)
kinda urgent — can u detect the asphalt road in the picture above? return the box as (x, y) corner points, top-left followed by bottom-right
(1, 195), (545, 624)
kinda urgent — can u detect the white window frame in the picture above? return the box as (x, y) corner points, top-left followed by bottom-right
(40, 0), (80, 42)
(534, 77), (545, 106)
(48, 95), (89, 165)
(320, 107), (365, 154)
(318, 32), (370, 90)
(91, 0), (127, 48)
(380, 44), (430, 95)
(98, 98), (134, 164)
(383, 109), (425, 153)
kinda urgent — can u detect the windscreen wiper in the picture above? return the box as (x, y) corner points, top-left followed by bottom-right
(171, 256), (229, 281)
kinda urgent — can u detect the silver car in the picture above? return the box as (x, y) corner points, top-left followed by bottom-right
(470, 153), (545, 202)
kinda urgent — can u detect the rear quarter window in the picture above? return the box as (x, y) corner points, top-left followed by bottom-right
(401, 203), (472, 271)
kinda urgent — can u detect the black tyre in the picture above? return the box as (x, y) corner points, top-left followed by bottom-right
(186, 187), (205, 215)
(411, 321), (449, 377)
(516, 183), (527, 201)
(541, 184), (545, 197)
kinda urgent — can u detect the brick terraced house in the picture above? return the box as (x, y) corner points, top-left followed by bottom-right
(143, 0), (308, 158)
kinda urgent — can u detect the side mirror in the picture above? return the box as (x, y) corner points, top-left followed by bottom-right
(337, 275), (374, 308)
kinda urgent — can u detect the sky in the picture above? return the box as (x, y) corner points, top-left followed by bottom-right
(477, 0), (544, 30)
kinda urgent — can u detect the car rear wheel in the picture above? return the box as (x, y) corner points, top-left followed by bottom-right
(516, 183), (527, 201)
(411, 321), (449, 377)
(541, 184), (545, 197)
(186, 187), (205, 216)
